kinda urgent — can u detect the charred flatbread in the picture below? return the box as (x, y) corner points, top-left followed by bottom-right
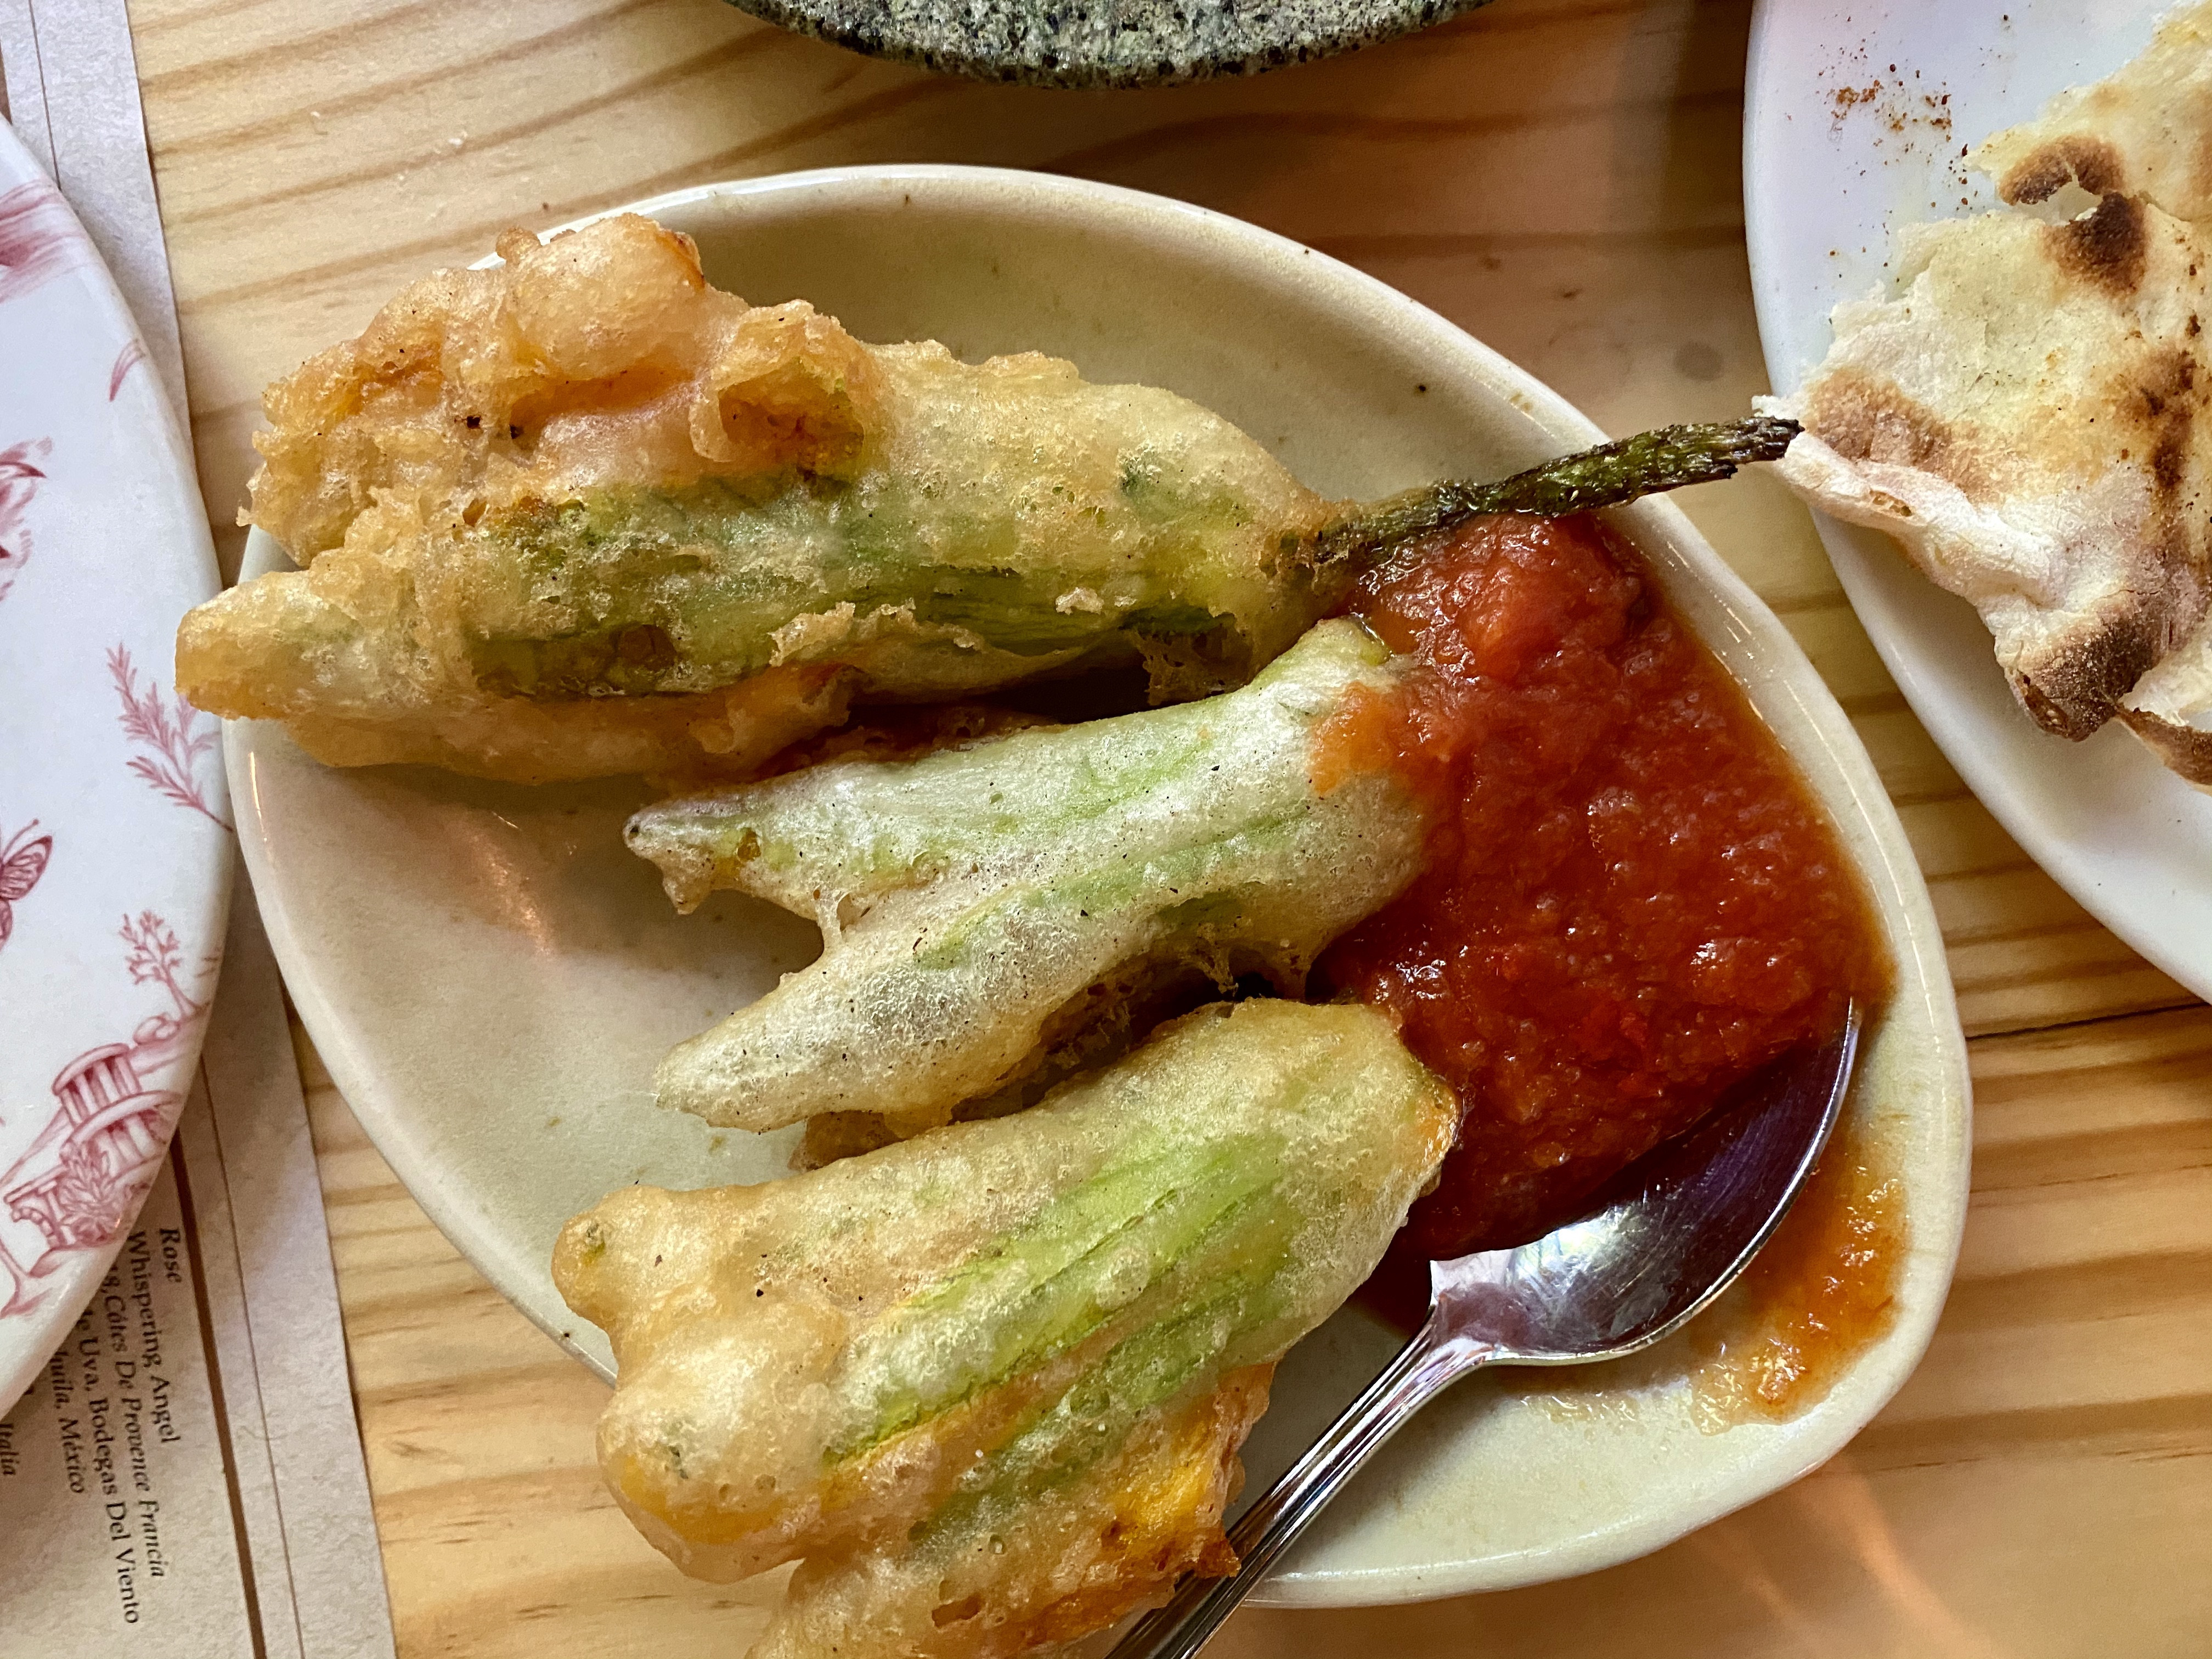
(1763, 0), (2212, 784)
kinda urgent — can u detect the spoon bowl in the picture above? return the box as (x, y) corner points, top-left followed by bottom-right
(1114, 1004), (1864, 1659)
(1441, 1006), (1862, 1363)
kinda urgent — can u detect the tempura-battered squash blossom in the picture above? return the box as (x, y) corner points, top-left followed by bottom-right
(552, 1000), (1454, 1659)
(177, 212), (1797, 784)
(627, 619), (1427, 1136)
(178, 213), (1340, 782)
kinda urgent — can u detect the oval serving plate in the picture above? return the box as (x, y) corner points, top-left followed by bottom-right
(228, 165), (1969, 1604)
(0, 121), (231, 1414)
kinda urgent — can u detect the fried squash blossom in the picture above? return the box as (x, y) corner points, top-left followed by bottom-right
(178, 214), (1344, 782)
(553, 1000), (1453, 1659)
(628, 619), (1429, 1143)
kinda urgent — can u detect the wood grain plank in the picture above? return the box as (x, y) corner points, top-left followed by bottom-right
(132, 0), (2211, 1650)
(302, 1040), (777, 1656)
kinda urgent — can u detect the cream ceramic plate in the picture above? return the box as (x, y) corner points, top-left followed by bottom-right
(230, 166), (1969, 1605)
(0, 123), (231, 1414)
(1746, 0), (2212, 1002)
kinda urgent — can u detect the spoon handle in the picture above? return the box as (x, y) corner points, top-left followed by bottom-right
(1107, 1315), (1500, 1659)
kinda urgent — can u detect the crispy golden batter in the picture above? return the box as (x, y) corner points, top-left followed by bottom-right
(552, 1000), (1453, 1658)
(245, 214), (882, 565)
(751, 1374), (1267, 1659)
(180, 215), (1340, 783)
(627, 621), (1426, 1139)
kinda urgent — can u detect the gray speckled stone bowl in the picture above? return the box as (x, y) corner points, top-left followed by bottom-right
(724, 0), (1491, 87)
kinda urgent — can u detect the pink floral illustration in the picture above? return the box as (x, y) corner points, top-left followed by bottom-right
(0, 907), (213, 1322)
(0, 178), (85, 306)
(0, 436), (50, 600)
(108, 340), (146, 401)
(46, 1141), (140, 1244)
(110, 644), (229, 830)
(0, 819), (51, 952)
(120, 910), (206, 1024)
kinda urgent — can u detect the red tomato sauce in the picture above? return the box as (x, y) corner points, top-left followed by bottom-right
(1315, 512), (1888, 1260)
(1682, 1127), (1905, 1421)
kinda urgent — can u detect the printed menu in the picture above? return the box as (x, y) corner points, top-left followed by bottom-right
(2, 1171), (258, 1651)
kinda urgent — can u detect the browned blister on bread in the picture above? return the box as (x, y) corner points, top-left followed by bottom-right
(1977, 2), (2212, 223)
(2121, 611), (2212, 783)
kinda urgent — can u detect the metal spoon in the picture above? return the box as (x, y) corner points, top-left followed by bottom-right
(1110, 1004), (1864, 1659)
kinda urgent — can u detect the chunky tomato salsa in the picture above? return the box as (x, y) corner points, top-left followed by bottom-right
(1317, 511), (1888, 1259)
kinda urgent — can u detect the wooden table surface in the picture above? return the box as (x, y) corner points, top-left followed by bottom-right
(123, 0), (2212, 1652)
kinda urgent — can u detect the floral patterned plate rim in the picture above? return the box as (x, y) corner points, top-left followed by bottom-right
(0, 120), (231, 1415)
